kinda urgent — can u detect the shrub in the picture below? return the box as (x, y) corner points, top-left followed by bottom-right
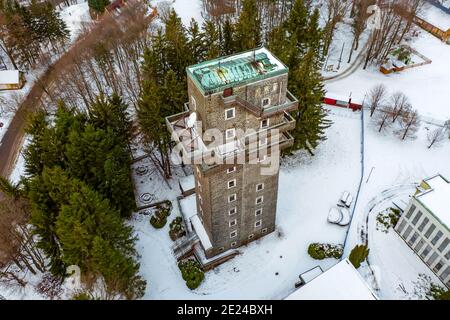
(169, 217), (186, 241)
(178, 259), (205, 290)
(376, 207), (401, 232)
(349, 244), (370, 269)
(389, 208), (401, 227)
(150, 205), (171, 229)
(308, 243), (343, 260)
(72, 292), (92, 300)
(430, 284), (450, 300)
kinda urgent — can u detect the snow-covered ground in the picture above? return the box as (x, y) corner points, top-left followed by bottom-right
(59, 1), (92, 42)
(151, 0), (205, 26)
(326, 17), (450, 122)
(343, 107), (450, 299)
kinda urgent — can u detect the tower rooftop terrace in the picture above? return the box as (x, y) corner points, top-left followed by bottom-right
(187, 47), (288, 95)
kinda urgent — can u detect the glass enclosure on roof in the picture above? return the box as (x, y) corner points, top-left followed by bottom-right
(187, 47), (288, 95)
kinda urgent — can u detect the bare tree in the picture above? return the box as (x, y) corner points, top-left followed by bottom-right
(323, 0), (351, 56)
(396, 0), (424, 44)
(369, 84), (387, 117)
(397, 106), (420, 140)
(390, 91), (409, 123)
(373, 105), (394, 132)
(0, 195), (46, 278)
(348, 0), (371, 63)
(427, 127), (446, 149)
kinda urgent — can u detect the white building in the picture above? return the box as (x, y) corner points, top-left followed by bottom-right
(285, 259), (378, 300)
(395, 174), (450, 288)
(0, 70), (25, 91)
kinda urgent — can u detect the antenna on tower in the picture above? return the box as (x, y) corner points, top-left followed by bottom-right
(186, 112), (198, 151)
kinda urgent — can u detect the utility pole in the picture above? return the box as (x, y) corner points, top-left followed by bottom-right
(323, 54), (330, 71)
(338, 42), (345, 70)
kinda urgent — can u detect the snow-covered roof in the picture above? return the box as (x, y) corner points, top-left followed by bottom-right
(190, 215), (213, 251)
(179, 194), (213, 250)
(325, 92), (364, 105)
(416, 174), (450, 229)
(0, 70), (20, 85)
(285, 259), (377, 300)
(187, 47), (287, 95)
(179, 174), (195, 192)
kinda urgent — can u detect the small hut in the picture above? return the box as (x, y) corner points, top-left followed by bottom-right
(0, 70), (25, 91)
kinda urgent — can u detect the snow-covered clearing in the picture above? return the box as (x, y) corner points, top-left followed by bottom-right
(131, 107), (361, 299)
(326, 23), (450, 122)
(152, 0), (205, 26)
(59, 1), (92, 42)
(342, 106), (450, 299)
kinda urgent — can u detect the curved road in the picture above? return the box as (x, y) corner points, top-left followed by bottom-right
(323, 40), (370, 83)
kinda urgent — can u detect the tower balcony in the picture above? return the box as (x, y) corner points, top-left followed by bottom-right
(219, 90), (298, 118)
(165, 110), (295, 167)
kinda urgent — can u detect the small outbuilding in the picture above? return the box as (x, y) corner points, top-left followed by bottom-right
(0, 70), (25, 91)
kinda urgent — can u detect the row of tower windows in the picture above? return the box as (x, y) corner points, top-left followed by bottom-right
(224, 107), (271, 129)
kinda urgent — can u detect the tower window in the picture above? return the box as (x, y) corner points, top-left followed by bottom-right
(226, 128), (236, 140)
(228, 194), (237, 203)
(231, 241), (237, 247)
(223, 87), (233, 97)
(262, 98), (270, 107)
(230, 230), (237, 238)
(227, 166), (236, 174)
(256, 196), (264, 205)
(229, 219), (237, 227)
(255, 208), (262, 216)
(248, 234), (254, 240)
(261, 119), (269, 128)
(228, 207), (237, 215)
(225, 108), (235, 120)
(256, 183), (264, 192)
(228, 179), (236, 189)
(262, 228), (268, 233)
(255, 220), (262, 228)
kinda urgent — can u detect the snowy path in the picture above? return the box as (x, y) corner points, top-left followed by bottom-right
(324, 40), (370, 83)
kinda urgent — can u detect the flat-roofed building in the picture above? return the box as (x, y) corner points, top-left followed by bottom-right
(395, 174), (450, 288)
(0, 70), (25, 91)
(285, 259), (378, 300)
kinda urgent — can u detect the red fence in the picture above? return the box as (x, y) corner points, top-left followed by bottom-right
(323, 97), (362, 111)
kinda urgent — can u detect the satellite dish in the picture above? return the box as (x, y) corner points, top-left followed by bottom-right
(186, 112), (197, 128)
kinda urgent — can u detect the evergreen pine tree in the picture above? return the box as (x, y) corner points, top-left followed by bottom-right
(221, 18), (236, 56)
(289, 47), (331, 155)
(88, 0), (110, 14)
(202, 20), (220, 60)
(235, 0), (261, 51)
(348, 244), (370, 269)
(187, 19), (206, 63)
(164, 9), (190, 81)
